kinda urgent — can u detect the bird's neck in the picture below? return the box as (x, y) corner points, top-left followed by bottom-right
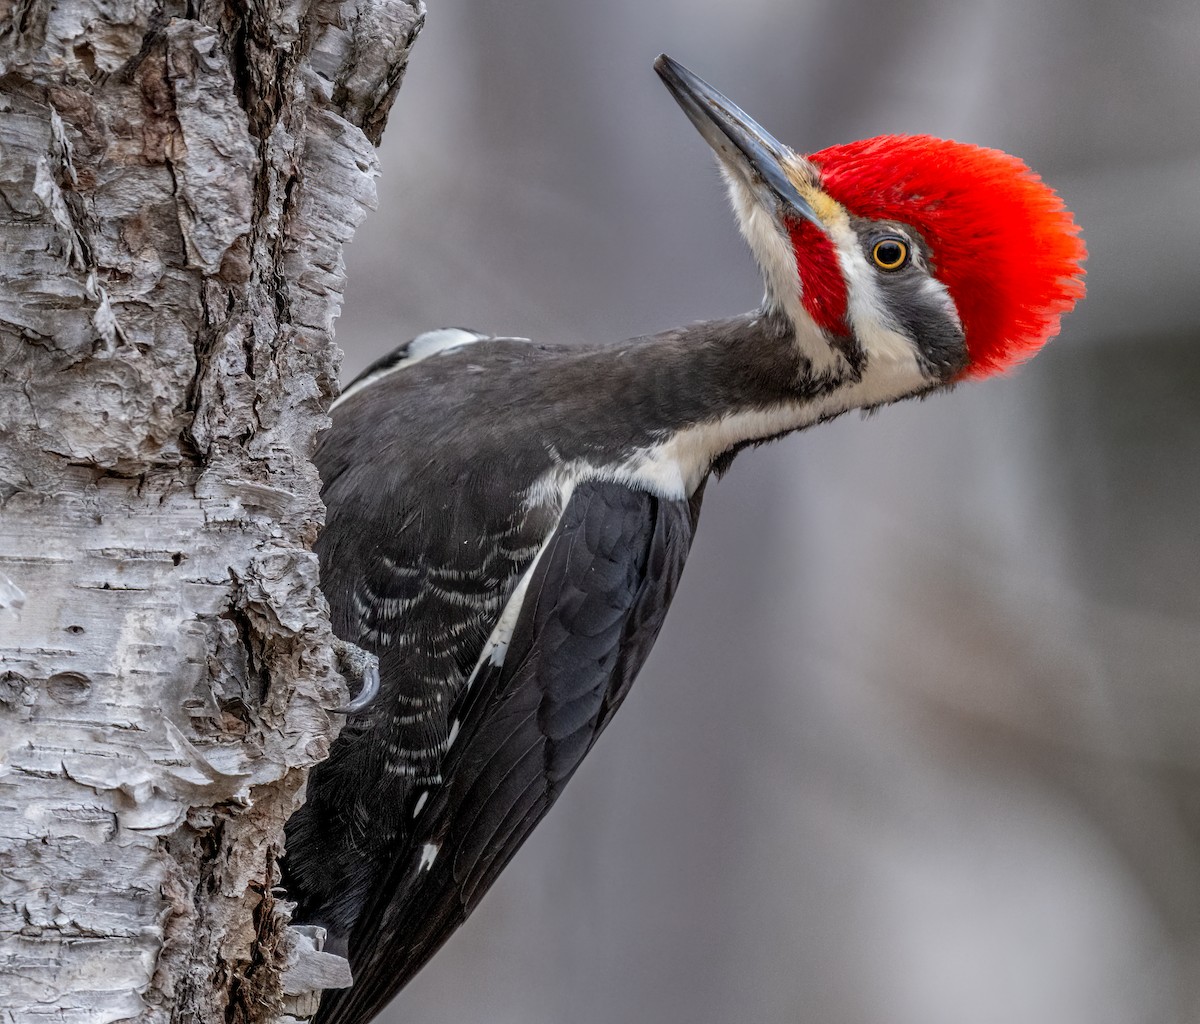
(567, 309), (879, 497)
(616, 308), (835, 413)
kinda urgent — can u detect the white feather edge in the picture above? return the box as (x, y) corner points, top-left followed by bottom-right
(332, 329), (532, 411)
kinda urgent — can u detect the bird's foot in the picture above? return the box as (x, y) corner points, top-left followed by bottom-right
(330, 638), (380, 714)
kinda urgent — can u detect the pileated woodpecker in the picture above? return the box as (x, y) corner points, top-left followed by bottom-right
(282, 55), (1086, 1024)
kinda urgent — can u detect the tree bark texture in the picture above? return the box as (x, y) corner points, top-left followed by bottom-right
(0, 2), (423, 1020)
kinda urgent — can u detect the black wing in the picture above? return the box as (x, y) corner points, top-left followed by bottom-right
(283, 348), (554, 950)
(314, 479), (702, 1024)
(283, 509), (540, 947)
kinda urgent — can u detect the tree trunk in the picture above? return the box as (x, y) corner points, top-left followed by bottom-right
(0, 2), (423, 1020)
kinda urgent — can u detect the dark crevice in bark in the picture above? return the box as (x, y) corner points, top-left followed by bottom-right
(226, 846), (288, 1024)
(110, 9), (174, 86)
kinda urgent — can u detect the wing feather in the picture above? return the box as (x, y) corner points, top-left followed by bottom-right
(314, 479), (698, 1024)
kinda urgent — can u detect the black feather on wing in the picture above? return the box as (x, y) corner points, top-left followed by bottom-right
(314, 479), (701, 1024)
(283, 411), (551, 949)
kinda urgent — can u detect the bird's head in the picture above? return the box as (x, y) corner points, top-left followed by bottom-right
(655, 55), (1086, 391)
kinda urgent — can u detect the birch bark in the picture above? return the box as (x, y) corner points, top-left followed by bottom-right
(0, 2), (423, 1020)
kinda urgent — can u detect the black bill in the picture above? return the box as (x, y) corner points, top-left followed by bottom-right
(654, 54), (824, 231)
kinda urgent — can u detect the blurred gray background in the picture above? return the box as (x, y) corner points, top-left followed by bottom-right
(335, 1), (1200, 1021)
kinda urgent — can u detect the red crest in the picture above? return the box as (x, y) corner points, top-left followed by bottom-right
(810, 136), (1086, 379)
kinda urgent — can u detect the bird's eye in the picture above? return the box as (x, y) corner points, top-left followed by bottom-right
(871, 237), (909, 271)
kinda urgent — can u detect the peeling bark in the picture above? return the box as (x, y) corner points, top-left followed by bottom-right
(0, 2), (424, 1020)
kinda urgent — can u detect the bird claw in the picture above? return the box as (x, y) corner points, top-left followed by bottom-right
(331, 638), (380, 714)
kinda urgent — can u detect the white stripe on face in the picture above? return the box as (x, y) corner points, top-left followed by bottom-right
(721, 167), (845, 377)
(826, 214), (924, 371)
(825, 214), (962, 381)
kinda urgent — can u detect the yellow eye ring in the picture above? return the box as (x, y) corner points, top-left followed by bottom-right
(871, 237), (909, 271)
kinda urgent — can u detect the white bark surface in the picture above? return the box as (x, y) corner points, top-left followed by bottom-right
(0, 2), (423, 1020)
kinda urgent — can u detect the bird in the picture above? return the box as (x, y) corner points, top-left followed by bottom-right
(281, 54), (1086, 1024)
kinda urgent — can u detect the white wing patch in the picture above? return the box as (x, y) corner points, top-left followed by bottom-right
(469, 528), (558, 679)
(332, 329), (532, 410)
(403, 328), (492, 365)
(418, 842), (439, 871)
(455, 472), (586, 689)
